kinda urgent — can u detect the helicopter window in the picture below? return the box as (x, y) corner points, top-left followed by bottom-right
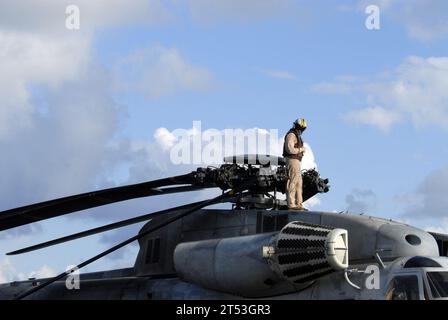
(385, 275), (420, 300)
(429, 233), (448, 256)
(435, 239), (447, 256)
(145, 239), (153, 264)
(405, 234), (421, 246)
(152, 238), (161, 263)
(436, 239), (448, 256)
(426, 272), (448, 298)
(145, 238), (161, 264)
(404, 256), (442, 268)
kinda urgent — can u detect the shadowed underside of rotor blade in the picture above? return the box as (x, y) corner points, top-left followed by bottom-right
(0, 172), (213, 232)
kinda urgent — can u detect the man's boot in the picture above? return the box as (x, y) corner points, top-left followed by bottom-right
(289, 206), (308, 211)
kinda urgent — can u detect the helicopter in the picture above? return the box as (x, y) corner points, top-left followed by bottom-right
(0, 154), (447, 300)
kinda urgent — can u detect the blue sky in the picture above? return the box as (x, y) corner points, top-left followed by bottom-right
(1, 0), (448, 282)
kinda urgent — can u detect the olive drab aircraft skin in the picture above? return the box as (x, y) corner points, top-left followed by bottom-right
(0, 155), (447, 300)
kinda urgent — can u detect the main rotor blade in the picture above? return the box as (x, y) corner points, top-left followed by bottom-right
(14, 191), (234, 300)
(0, 173), (211, 232)
(6, 199), (210, 256)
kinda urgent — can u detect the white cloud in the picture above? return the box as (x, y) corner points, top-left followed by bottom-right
(301, 143), (318, 171)
(304, 195), (321, 208)
(259, 69), (297, 80)
(399, 165), (448, 220)
(27, 265), (57, 280)
(0, 0), (175, 119)
(0, 2), (187, 216)
(0, 31), (90, 140)
(0, 259), (23, 284)
(424, 219), (448, 235)
(345, 188), (377, 213)
(0, 258), (56, 284)
(314, 56), (448, 131)
(116, 46), (213, 98)
(344, 106), (402, 132)
(154, 127), (177, 151)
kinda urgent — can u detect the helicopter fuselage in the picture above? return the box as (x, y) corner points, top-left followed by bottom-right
(1, 209), (447, 300)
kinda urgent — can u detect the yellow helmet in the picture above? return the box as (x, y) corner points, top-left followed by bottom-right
(294, 118), (307, 130)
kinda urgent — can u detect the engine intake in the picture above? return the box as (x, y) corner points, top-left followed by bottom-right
(267, 221), (348, 284)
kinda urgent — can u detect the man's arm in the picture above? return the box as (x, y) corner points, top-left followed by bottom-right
(286, 133), (299, 154)
(286, 133), (306, 155)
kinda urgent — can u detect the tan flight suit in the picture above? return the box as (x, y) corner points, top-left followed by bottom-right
(284, 132), (304, 208)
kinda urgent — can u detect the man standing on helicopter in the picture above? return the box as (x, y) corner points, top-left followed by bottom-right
(282, 118), (308, 211)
